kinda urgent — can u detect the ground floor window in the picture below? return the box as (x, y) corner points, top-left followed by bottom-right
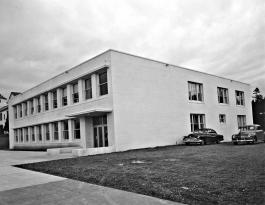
(25, 128), (29, 142)
(219, 114), (226, 124)
(37, 125), (42, 141)
(14, 129), (18, 142)
(190, 114), (205, 132)
(237, 115), (246, 128)
(20, 128), (23, 142)
(73, 119), (80, 139)
(45, 124), (50, 141)
(31, 127), (35, 142)
(53, 122), (59, 141)
(93, 115), (108, 147)
(62, 120), (69, 140)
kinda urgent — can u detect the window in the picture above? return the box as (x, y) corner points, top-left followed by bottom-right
(31, 127), (35, 142)
(188, 82), (203, 101)
(73, 119), (80, 139)
(20, 128), (23, 142)
(45, 124), (50, 140)
(14, 129), (18, 142)
(14, 106), (17, 119)
(25, 128), (29, 142)
(62, 87), (67, 106)
(0, 113), (2, 121)
(235, 91), (245, 106)
(44, 94), (49, 111)
(190, 114), (205, 132)
(99, 71), (108, 96)
(72, 83), (79, 103)
(52, 90), (57, 109)
(37, 125), (42, 141)
(37, 97), (41, 113)
(24, 103), (27, 116)
(237, 115), (246, 128)
(219, 114), (226, 123)
(19, 105), (22, 118)
(62, 120), (69, 140)
(53, 122), (59, 141)
(30, 100), (34, 114)
(84, 78), (92, 99)
(217, 87), (229, 104)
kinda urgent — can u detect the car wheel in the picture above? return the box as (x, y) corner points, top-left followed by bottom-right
(216, 140), (220, 144)
(233, 142), (238, 145)
(201, 140), (205, 145)
(185, 142), (190, 146)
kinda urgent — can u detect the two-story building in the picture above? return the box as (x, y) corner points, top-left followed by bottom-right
(8, 50), (253, 155)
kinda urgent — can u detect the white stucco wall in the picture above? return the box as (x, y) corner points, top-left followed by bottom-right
(110, 51), (252, 151)
(8, 51), (115, 149)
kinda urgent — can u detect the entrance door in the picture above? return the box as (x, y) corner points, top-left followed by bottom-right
(93, 115), (108, 148)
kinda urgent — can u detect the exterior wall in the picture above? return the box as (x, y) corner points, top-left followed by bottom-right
(110, 51), (252, 151)
(8, 51), (115, 149)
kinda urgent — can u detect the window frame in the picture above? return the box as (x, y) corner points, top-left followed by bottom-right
(84, 77), (92, 100)
(98, 71), (108, 96)
(188, 81), (204, 102)
(235, 90), (245, 106)
(217, 87), (229, 104)
(72, 83), (79, 103)
(219, 114), (226, 124)
(190, 114), (206, 132)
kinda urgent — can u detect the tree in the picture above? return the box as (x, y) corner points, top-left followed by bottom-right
(253, 87), (263, 102)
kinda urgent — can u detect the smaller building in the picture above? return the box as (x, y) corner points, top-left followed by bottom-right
(0, 95), (7, 134)
(252, 99), (265, 130)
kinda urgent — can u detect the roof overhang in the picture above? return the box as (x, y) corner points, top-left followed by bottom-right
(66, 108), (112, 118)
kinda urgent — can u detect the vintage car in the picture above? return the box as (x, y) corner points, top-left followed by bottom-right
(183, 128), (224, 145)
(232, 124), (265, 145)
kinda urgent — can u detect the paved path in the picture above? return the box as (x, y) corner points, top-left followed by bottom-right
(0, 150), (183, 205)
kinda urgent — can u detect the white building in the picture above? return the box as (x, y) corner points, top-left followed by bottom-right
(8, 50), (252, 155)
(0, 95), (8, 133)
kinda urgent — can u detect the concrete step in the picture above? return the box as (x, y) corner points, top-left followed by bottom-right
(47, 147), (81, 156)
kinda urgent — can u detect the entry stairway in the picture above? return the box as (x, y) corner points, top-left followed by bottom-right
(47, 146), (115, 157)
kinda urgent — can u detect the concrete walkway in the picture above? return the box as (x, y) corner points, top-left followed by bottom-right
(0, 150), (183, 205)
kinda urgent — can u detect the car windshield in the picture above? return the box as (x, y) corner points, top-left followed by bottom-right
(240, 126), (256, 131)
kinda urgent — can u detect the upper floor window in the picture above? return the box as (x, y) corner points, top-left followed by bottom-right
(18, 104), (22, 118)
(188, 81), (203, 102)
(62, 87), (68, 106)
(20, 128), (23, 142)
(84, 78), (92, 100)
(37, 97), (41, 113)
(72, 83), (79, 103)
(235, 91), (245, 106)
(99, 71), (108, 96)
(73, 119), (80, 139)
(30, 99), (34, 114)
(14, 106), (17, 119)
(44, 94), (49, 111)
(24, 103), (27, 116)
(52, 90), (57, 109)
(190, 114), (205, 132)
(217, 87), (229, 104)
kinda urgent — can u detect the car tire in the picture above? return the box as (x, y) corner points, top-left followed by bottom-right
(185, 142), (190, 146)
(201, 140), (205, 145)
(216, 140), (220, 144)
(233, 142), (238, 145)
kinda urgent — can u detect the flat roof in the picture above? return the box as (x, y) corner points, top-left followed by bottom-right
(16, 49), (250, 98)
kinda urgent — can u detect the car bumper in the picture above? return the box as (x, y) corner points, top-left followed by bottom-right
(232, 139), (254, 142)
(183, 139), (203, 144)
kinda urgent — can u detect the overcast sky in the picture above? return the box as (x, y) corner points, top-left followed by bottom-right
(0, 0), (264, 99)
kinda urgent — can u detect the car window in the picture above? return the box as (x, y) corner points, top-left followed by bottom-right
(248, 126), (255, 131)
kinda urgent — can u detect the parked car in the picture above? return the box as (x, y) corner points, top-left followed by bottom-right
(183, 128), (224, 145)
(232, 124), (265, 145)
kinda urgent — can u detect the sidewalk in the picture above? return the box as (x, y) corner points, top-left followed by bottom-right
(0, 151), (183, 205)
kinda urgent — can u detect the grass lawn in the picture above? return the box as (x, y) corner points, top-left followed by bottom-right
(16, 143), (265, 205)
